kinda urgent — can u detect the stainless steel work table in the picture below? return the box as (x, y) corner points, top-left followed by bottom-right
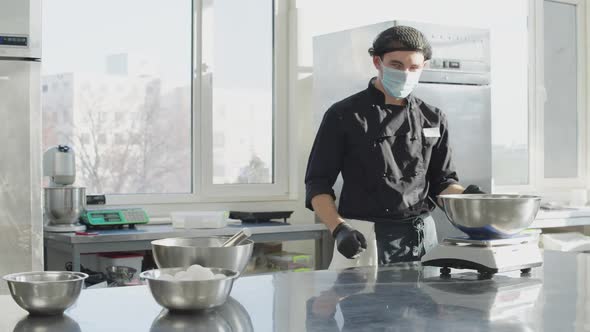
(0, 251), (586, 331)
(43, 223), (333, 271)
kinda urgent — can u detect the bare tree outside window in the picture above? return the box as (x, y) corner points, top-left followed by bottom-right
(236, 155), (270, 184)
(42, 0), (192, 195)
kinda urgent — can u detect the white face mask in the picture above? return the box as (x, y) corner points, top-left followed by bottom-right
(379, 60), (422, 98)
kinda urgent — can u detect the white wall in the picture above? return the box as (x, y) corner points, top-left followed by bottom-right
(290, 0), (529, 201)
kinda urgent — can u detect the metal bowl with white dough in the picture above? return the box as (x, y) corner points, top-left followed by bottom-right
(438, 194), (542, 239)
(140, 267), (238, 311)
(149, 297), (254, 332)
(151, 237), (254, 273)
(3, 271), (88, 315)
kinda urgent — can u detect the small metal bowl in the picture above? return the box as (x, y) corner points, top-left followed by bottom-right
(3, 271), (88, 315)
(105, 265), (137, 285)
(140, 267), (238, 311)
(13, 314), (82, 332)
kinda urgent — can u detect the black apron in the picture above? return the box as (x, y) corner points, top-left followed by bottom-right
(374, 214), (438, 265)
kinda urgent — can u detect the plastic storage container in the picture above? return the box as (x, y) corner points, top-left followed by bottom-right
(170, 211), (229, 229)
(265, 251), (314, 272)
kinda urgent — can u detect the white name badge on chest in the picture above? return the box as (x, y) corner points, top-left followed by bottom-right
(423, 127), (441, 138)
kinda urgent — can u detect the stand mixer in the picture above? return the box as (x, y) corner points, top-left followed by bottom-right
(43, 145), (86, 232)
(421, 194), (543, 278)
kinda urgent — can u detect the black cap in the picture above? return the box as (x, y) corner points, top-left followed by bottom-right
(368, 25), (432, 60)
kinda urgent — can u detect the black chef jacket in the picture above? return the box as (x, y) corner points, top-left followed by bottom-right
(305, 78), (459, 222)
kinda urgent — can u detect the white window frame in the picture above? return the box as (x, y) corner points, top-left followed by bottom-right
(104, 0), (291, 205)
(495, 0), (588, 194)
(199, 0), (290, 201)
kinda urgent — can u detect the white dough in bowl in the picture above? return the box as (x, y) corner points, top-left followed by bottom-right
(158, 273), (174, 281)
(186, 264), (215, 280)
(174, 271), (189, 280)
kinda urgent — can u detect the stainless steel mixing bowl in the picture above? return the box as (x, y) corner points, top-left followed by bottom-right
(151, 237), (254, 274)
(105, 265), (137, 285)
(3, 271), (88, 315)
(150, 308), (231, 332)
(149, 297), (254, 332)
(13, 314), (82, 332)
(43, 187), (86, 225)
(140, 267), (239, 311)
(438, 194), (542, 239)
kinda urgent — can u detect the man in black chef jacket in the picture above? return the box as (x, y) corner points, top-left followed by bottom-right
(305, 25), (484, 269)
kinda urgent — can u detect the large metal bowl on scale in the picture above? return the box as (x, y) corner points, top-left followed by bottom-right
(438, 194), (542, 239)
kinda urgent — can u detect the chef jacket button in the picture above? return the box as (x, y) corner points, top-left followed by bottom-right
(383, 173), (388, 177)
(385, 208), (390, 213)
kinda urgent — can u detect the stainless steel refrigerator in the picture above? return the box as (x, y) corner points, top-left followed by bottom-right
(312, 20), (491, 240)
(0, 0), (43, 293)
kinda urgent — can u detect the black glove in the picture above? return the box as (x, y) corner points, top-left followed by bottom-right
(332, 223), (367, 259)
(463, 184), (486, 194)
(333, 269), (369, 296)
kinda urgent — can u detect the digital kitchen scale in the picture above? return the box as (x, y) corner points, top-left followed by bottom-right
(81, 208), (149, 228)
(421, 234), (543, 278)
(420, 275), (542, 321)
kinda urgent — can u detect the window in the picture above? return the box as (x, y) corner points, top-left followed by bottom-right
(42, 0), (192, 195)
(42, 0), (289, 202)
(80, 133), (90, 145)
(543, 0), (581, 179)
(200, 0), (289, 197)
(490, 2), (530, 186)
(115, 112), (124, 122)
(494, 0), (587, 191)
(536, 0), (587, 188)
(114, 134), (126, 146)
(97, 134), (107, 145)
(203, 0), (274, 185)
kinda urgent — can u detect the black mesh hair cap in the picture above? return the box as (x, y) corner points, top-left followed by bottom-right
(368, 25), (432, 60)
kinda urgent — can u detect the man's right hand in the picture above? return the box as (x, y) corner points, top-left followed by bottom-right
(332, 222), (367, 259)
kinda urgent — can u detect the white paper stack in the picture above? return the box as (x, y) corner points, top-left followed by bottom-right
(541, 232), (590, 252)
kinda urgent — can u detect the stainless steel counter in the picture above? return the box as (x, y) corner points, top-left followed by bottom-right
(1, 251), (588, 331)
(44, 224), (328, 244)
(43, 223), (333, 271)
